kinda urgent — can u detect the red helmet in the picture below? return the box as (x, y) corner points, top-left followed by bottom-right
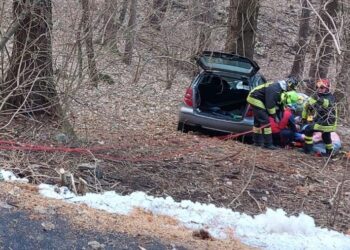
(316, 79), (330, 90)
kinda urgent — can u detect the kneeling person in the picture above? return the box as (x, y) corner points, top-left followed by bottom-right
(302, 79), (337, 156)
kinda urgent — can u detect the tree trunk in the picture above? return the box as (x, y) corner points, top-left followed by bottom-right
(308, 0), (338, 81)
(102, 0), (118, 45)
(149, 0), (168, 30)
(197, 0), (214, 54)
(76, 17), (84, 83)
(334, 2), (350, 106)
(290, 0), (311, 79)
(334, 42), (350, 103)
(123, 0), (137, 65)
(225, 0), (259, 59)
(116, 0), (129, 31)
(81, 0), (99, 85)
(3, 0), (58, 115)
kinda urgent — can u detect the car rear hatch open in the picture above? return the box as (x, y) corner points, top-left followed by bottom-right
(196, 51), (260, 77)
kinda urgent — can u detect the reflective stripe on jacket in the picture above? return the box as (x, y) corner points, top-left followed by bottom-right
(302, 93), (337, 132)
(247, 82), (283, 116)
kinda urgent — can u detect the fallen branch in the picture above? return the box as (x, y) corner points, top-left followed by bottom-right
(328, 182), (342, 207)
(247, 190), (262, 212)
(255, 165), (276, 173)
(229, 150), (256, 206)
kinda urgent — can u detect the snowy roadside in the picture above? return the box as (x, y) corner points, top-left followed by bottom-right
(1, 169), (350, 250)
(38, 184), (350, 250)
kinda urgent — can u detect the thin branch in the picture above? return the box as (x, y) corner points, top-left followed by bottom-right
(306, 0), (341, 55)
(229, 149), (256, 206)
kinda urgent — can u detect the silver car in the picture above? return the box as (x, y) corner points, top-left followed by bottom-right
(177, 51), (266, 134)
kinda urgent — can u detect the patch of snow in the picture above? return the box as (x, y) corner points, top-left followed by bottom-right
(0, 170), (28, 183)
(39, 184), (350, 250)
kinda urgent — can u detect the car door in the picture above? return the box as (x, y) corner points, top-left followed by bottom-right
(196, 51), (260, 77)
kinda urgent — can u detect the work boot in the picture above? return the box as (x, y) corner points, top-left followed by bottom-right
(263, 134), (278, 150)
(264, 144), (278, 150)
(321, 148), (334, 157)
(303, 143), (313, 154)
(253, 133), (263, 147)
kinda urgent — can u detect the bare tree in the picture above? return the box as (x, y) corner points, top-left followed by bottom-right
(290, 0), (312, 79)
(102, 0), (118, 45)
(334, 3), (350, 105)
(116, 0), (129, 31)
(80, 0), (99, 85)
(225, 0), (260, 59)
(149, 0), (168, 30)
(193, 0), (214, 55)
(2, 0), (58, 115)
(123, 0), (137, 65)
(308, 0), (339, 81)
(334, 37), (350, 103)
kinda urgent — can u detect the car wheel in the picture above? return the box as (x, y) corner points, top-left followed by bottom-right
(177, 122), (192, 133)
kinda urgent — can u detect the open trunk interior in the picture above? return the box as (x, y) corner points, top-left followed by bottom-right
(197, 74), (249, 121)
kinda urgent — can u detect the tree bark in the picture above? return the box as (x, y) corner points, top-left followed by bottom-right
(80, 0), (99, 85)
(123, 0), (137, 65)
(149, 0), (168, 30)
(3, 0), (58, 115)
(334, 41), (350, 103)
(308, 0), (338, 81)
(116, 0), (129, 31)
(225, 0), (259, 59)
(334, 2), (350, 105)
(290, 0), (311, 79)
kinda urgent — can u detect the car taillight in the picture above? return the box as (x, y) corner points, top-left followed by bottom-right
(183, 87), (193, 107)
(245, 105), (253, 117)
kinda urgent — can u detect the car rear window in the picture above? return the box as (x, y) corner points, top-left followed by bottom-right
(201, 55), (253, 74)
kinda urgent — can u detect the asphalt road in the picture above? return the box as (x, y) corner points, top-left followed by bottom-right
(0, 207), (186, 250)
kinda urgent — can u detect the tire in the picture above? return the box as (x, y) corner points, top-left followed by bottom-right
(177, 122), (191, 133)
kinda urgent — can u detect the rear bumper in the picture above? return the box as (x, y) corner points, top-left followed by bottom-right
(178, 104), (253, 134)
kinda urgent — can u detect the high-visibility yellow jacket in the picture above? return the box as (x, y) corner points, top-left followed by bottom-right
(302, 93), (337, 132)
(246, 82), (284, 117)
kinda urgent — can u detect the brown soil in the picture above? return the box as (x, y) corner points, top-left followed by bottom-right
(1, 116), (349, 236)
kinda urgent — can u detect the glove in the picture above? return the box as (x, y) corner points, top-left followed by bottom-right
(315, 95), (324, 104)
(300, 118), (307, 127)
(294, 116), (301, 124)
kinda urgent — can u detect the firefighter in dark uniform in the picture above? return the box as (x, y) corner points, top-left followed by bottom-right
(247, 77), (299, 149)
(302, 79), (337, 155)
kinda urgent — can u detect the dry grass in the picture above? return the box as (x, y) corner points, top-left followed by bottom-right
(0, 182), (252, 250)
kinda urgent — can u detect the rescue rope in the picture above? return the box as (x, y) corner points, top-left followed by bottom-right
(217, 124), (270, 140)
(0, 123), (275, 162)
(0, 139), (207, 163)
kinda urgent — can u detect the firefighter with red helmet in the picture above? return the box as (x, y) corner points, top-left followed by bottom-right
(301, 79), (337, 155)
(247, 76), (299, 149)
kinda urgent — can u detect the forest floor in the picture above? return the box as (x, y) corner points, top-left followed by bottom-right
(0, 100), (349, 238)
